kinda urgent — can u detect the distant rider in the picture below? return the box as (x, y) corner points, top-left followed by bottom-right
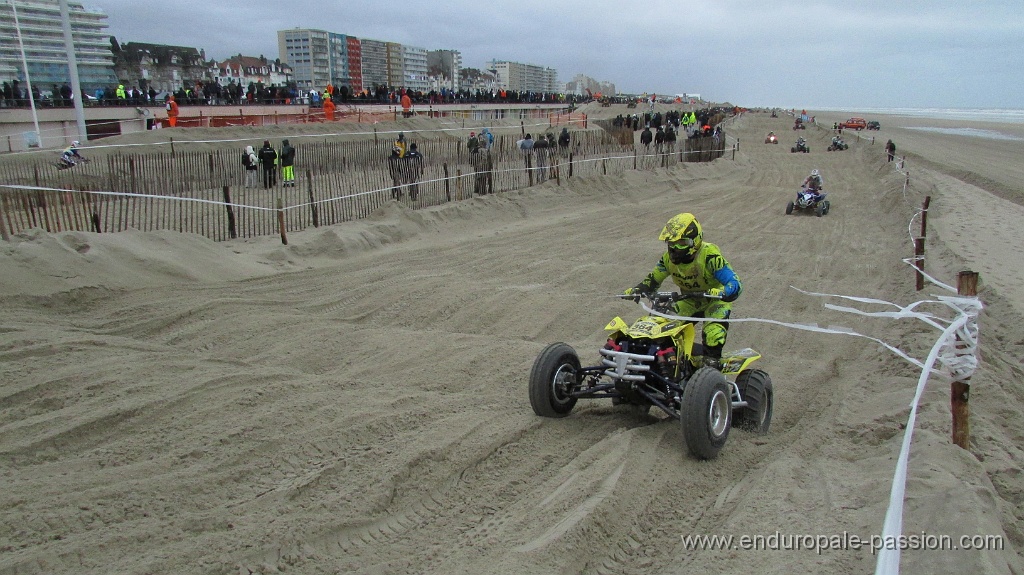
(623, 213), (742, 371)
(60, 140), (85, 167)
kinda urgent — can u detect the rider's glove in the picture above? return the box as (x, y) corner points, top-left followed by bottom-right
(624, 284), (649, 301)
(706, 288), (724, 299)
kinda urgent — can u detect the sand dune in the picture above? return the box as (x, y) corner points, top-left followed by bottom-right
(0, 104), (1021, 574)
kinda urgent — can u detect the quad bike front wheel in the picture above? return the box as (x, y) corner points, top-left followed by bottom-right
(815, 201), (830, 217)
(680, 367), (732, 459)
(529, 342), (580, 417)
(733, 369), (774, 434)
(785, 201), (794, 215)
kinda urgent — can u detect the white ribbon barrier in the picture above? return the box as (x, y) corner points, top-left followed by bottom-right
(641, 276), (981, 575)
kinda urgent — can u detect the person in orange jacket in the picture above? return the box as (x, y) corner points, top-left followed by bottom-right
(323, 96), (336, 121)
(400, 91), (412, 117)
(166, 95), (179, 127)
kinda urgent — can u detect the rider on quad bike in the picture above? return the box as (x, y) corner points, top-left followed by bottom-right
(803, 169), (824, 201)
(59, 141), (86, 168)
(624, 213), (742, 370)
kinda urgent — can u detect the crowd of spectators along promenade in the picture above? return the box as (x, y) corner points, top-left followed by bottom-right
(1, 78), (591, 109)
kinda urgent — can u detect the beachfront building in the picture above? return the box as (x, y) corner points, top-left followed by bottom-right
(427, 49), (462, 92)
(211, 55), (291, 90)
(359, 38), (388, 93)
(385, 42), (404, 89)
(402, 45), (428, 93)
(278, 28), (361, 94)
(565, 74), (616, 97)
(113, 42), (209, 96)
(0, 0), (117, 97)
(488, 60), (558, 93)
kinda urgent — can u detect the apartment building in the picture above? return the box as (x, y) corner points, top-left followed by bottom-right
(489, 60), (559, 93)
(426, 49), (461, 92)
(278, 28), (361, 93)
(0, 0), (117, 95)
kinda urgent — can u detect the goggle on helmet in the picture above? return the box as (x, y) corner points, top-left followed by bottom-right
(659, 213), (703, 261)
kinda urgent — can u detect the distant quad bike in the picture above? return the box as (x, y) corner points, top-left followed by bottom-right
(765, 133), (779, 144)
(529, 291), (773, 460)
(793, 119), (806, 130)
(786, 187), (830, 216)
(626, 101), (637, 109)
(791, 138), (810, 153)
(827, 137), (848, 151)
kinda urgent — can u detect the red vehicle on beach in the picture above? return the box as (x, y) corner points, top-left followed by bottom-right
(839, 117), (867, 130)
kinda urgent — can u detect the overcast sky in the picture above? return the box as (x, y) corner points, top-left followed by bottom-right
(92, 0), (1023, 110)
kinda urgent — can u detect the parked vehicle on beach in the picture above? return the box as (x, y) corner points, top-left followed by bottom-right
(839, 117), (867, 130)
(866, 121), (881, 130)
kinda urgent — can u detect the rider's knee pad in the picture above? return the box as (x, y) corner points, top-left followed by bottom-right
(703, 322), (728, 348)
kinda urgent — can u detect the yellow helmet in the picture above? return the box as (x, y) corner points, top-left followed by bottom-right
(659, 213), (702, 263)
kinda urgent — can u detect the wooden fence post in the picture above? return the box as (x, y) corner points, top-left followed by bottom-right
(0, 195), (8, 241)
(914, 237), (925, 291)
(920, 196), (931, 237)
(222, 186), (237, 239)
(443, 162), (451, 201)
(169, 137), (175, 157)
(277, 197), (288, 245)
(952, 270), (978, 449)
(568, 152), (574, 178)
(487, 153), (494, 194)
(307, 170), (319, 227)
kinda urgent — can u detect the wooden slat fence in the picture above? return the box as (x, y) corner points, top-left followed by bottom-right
(0, 127), (726, 242)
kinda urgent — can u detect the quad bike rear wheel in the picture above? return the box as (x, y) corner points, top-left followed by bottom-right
(733, 369), (773, 434)
(529, 342), (580, 417)
(680, 367), (732, 459)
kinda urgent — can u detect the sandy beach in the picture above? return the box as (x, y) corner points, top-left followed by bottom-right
(1, 103), (1022, 574)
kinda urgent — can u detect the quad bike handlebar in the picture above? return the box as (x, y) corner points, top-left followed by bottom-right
(619, 290), (721, 308)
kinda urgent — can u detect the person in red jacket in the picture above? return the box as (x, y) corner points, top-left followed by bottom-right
(165, 95), (179, 127)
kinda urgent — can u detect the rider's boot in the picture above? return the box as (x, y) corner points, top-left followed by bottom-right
(702, 344), (724, 371)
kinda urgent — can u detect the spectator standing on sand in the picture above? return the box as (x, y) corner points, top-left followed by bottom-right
(533, 134), (549, 183)
(323, 95), (336, 121)
(242, 145), (259, 188)
(886, 139), (896, 162)
(517, 133), (534, 152)
(165, 95), (179, 127)
(258, 140), (278, 188)
(280, 139), (296, 187)
(401, 91), (413, 117)
(402, 142), (424, 200)
(558, 127), (570, 149)
(468, 132), (488, 196)
(640, 125), (653, 150)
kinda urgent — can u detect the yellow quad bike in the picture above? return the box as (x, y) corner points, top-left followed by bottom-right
(529, 291), (773, 460)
